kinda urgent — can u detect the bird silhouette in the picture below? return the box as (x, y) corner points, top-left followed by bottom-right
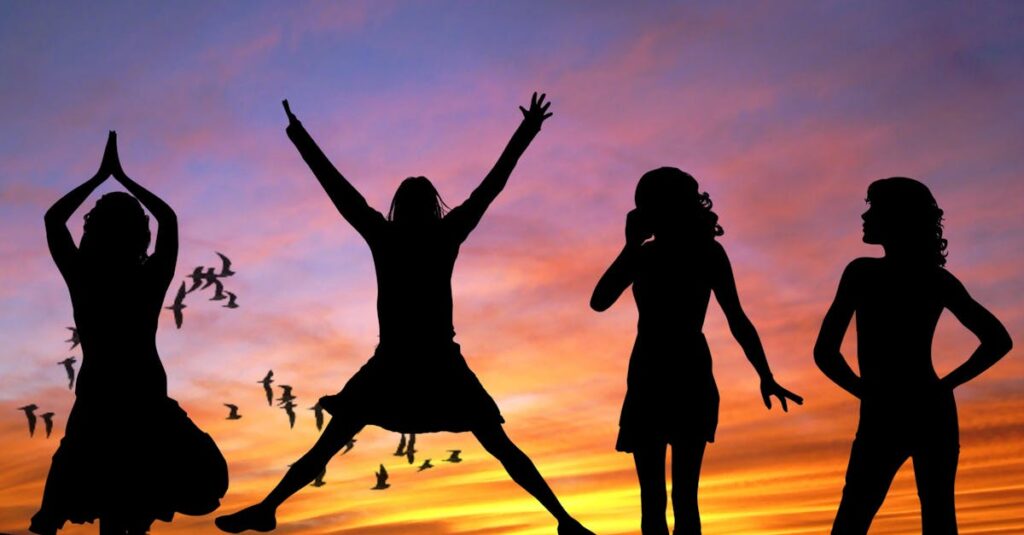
(418, 459), (434, 472)
(309, 403), (324, 431)
(281, 400), (297, 429)
(340, 438), (357, 455)
(216, 252), (235, 277)
(209, 281), (228, 301)
(393, 433), (407, 456)
(185, 266), (205, 293)
(443, 450), (463, 463)
(200, 267), (219, 289)
(165, 280), (187, 329)
(406, 433), (417, 464)
(310, 467), (326, 488)
(64, 326), (79, 350)
(371, 464), (390, 490)
(40, 412), (55, 438)
(223, 291), (239, 309)
(57, 357), (77, 390)
(18, 404), (38, 437)
(277, 384), (296, 406)
(224, 404), (242, 420)
(258, 370), (274, 406)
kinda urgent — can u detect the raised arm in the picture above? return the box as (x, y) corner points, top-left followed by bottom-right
(591, 209), (647, 311)
(938, 270), (1013, 390)
(713, 242), (803, 410)
(446, 92), (552, 241)
(44, 135), (114, 280)
(813, 260), (864, 398)
(283, 100), (384, 239)
(104, 132), (178, 284)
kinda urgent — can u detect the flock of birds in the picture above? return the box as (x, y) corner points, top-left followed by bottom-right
(165, 252), (240, 329)
(17, 251), (471, 492)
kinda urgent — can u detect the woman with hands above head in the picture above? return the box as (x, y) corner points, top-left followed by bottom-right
(216, 93), (594, 534)
(591, 167), (802, 535)
(31, 133), (228, 535)
(816, 177), (1012, 535)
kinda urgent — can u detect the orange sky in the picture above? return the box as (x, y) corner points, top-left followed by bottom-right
(1, 2), (1022, 534)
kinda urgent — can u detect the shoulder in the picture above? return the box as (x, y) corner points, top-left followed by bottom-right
(844, 256), (879, 277)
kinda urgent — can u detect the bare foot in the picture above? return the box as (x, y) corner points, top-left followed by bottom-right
(215, 504), (277, 533)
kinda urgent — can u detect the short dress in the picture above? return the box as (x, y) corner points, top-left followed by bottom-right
(615, 240), (720, 452)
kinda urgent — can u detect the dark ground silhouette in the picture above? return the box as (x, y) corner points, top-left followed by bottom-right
(31, 132), (228, 535)
(591, 167), (802, 535)
(215, 94), (594, 535)
(815, 177), (1013, 535)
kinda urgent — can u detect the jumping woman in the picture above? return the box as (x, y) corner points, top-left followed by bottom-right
(216, 93), (593, 534)
(815, 177), (1012, 534)
(32, 133), (228, 535)
(591, 167), (802, 535)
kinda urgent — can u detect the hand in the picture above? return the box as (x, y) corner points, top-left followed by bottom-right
(625, 209), (652, 246)
(519, 92), (553, 126)
(760, 376), (804, 412)
(282, 99), (298, 125)
(99, 131), (126, 179)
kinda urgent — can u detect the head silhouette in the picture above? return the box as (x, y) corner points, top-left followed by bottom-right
(79, 191), (151, 266)
(388, 176), (450, 224)
(862, 177), (947, 266)
(634, 167), (723, 240)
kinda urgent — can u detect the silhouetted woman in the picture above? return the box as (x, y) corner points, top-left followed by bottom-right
(31, 133), (228, 535)
(216, 94), (593, 534)
(815, 177), (1012, 535)
(591, 168), (802, 535)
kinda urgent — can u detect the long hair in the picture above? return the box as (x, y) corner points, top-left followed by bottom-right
(866, 177), (948, 267)
(634, 167), (723, 241)
(388, 176), (450, 223)
(79, 192), (151, 264)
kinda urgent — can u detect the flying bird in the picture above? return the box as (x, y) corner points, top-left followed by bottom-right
(185, 266), (205, 293)
(340, 438), (357, 455)
(224, 404), (242, 420)
(216, 252), (235, 277)
(210, 282), (228, 301)
(65, 327), (80, 350)
(393, 433), (407, 457)
(443, 450), (463, 463)
(165, 281), (187, 329)
(417, 459), (433, 472)
(309, 403), (324, 431)
(258, 370), (274, 406)
(310, 467), (326, 488)
(371, 464), (390, 490)
(200, 267), (219, 289)
(277, 385), (296, 406)
(18, 404), (38, 437)
(406, 433), (417, 465)
(223, 291), (239, 309)
(57, 357), (77, 390)
(281, 400), (297, 429)
(40, 412), (55, 438)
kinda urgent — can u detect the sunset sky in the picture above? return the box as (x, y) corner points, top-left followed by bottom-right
(1, 2), (1022, 534)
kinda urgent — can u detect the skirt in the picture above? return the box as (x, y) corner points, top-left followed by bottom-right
(319, 340), (504, 433)
(616, 333), (719, 452)
(30, 396), (228, 533)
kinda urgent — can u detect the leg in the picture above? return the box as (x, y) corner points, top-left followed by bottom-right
(670, 440), (706, 535)
(216, 415), (363, 533)
(633, 442), (669, 535)
(913, 426), (960, 534)
(472, 423), (593, 534)
(831, 434), (907, 535)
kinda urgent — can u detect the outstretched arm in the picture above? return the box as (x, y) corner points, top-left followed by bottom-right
(591, 209), (648, 311)
(447, 92), (552, 241)
(813, 260), (863, 398)
(44, 135), (114, 280)
(713, 243), (803, 410)
(104, 132), (178, 284)
(283, 100), (384, 239)
(939, 271), (1013, 389)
